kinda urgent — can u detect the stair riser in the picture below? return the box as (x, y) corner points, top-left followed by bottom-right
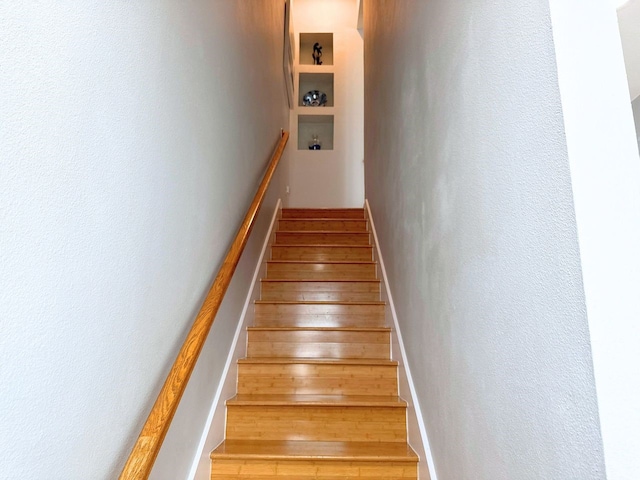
(247, 342), (389, 360)
(276, 232), (370, 246)
(278, 219), (368, 232)
(237, 364), (398, 396)
(247, 330), (390, 359)
(281, 208), (365, 219)
(254, 304), (386, 328)
(247, 331), (390, 359)
(261, 289), (380, 302)
(211, 459), (417, 479)
(254, 314), (386, 328)
(271, 245), (373, 261)
(266, 263), (377, 280)
(226, 405), (407, 442)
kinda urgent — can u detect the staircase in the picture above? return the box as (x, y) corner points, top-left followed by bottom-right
(210, 208), (419, 479)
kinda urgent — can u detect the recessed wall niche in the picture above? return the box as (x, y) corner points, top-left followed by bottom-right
(299, 73), (334, 107)
(299, 33), (334, 66)
(298, 115), (334, 150)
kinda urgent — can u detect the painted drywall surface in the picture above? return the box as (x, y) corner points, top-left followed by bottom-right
(633, 97), (640, 147)
(288, 0), (365, 207)
(152, 192), (284, 480)
(618, 0), (640, 99)
(366, 203), (433, 480)
(364, 1), (605, 479)
(189, 203), (278, 480)
(0, 2), (288, 479)
(548, 1), (640, 478)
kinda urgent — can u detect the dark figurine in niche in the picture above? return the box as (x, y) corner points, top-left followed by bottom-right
(312, 42), (323, 65)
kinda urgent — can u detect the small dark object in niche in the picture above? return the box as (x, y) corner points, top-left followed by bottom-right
(312, 43), (323, 65)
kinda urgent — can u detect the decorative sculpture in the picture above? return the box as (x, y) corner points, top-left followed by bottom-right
(312, 42), (323, 65)
(302, 90), (328, 107)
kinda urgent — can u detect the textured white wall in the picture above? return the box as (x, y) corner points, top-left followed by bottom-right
(288, 0), (365, 207)
(364, 1), (605, 479)
(618, 0), (640, 99)
(0, 2), (288, 479)
(549, 0), (640, 477)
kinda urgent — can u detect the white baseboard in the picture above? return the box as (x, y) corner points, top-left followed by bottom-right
(365, 200), (438, 480)
(187, 199), (282, 480)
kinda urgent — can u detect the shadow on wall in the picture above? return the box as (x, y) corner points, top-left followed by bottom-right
(618, 1), (640, 149)
(632, 96), (640, 149)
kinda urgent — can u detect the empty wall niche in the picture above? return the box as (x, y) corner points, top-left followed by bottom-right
(300, 33), (333, 66)
(299, 73), (334, 107)
(298, 115), (334, 150)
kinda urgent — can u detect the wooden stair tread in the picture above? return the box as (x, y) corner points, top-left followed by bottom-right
(227, 394), (407, 407)
(280, 218), (368, 222)
(282, 208), (365, 211)
(247, 326), (390, 332)
(272, 244), (372, 248)
(275, 232), (372, 246)
(266, 261), (377, 280)
(282, 208), (365, 210)
(211, 440), (418, 461)
(281, 208), (366, 219)
(267, 260), (376, 265)
(279, 219), (368, 226)
(260, 283), (381, 302)
(255, 300), (385, 305)
(261, 278), (380, 283)
(238, 357), (398, 365)
(278, 220), (368, 232)
(277, 230), (369, 234)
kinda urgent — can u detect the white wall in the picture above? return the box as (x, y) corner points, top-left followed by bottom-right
(364, 1), (606, 479)
(618, 2), (640, 153)
(288, 0), (365, 207)
(618, 0), (640, 100)
(548, 1), (640, 478)
(0, 2), (289, 479)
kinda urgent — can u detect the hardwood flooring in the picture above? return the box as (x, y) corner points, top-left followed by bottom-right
(210, 208), (418, 479)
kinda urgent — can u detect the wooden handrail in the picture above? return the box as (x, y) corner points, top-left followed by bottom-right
(119, 131), (289, 479)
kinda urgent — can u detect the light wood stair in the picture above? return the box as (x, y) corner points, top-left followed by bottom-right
(211, 208), (419, 479)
